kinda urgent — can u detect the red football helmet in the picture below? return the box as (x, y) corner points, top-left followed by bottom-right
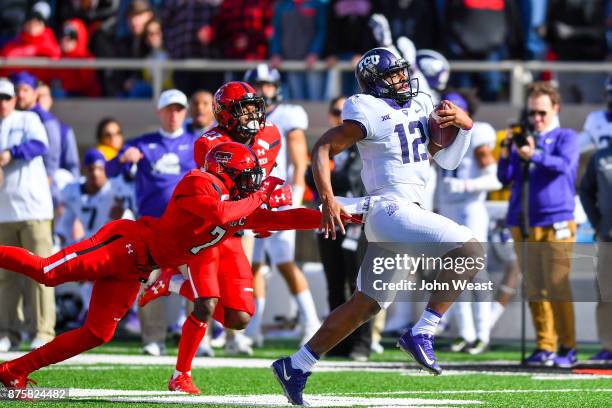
(213, 81), (266, 143)
(204, 141), (264, 199)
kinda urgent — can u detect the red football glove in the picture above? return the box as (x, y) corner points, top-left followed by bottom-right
(268, 184), (292, 209)
(259, 176), (285, 196)
(253, 229), (273, 238)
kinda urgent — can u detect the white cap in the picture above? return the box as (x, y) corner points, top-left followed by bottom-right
(0, 79), (15, 97)
(157, 89), (188, 110)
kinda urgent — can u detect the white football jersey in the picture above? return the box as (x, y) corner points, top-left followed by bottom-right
(580, 110), (612, 150)
(437, 121), (497, 204)
(343, 92), (435, 204)
(266, 104), (308, 181)
(55, 176), (135, 244)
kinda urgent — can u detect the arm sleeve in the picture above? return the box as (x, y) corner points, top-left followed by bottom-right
(432, 127), (473, 170)
(9, 140), (47, 161)
(497, 153), (516, 185)
(578, 155), (601, 231)
(176, 188), (266, 226)
(105, 140), (136, 177)
(244, 207), (321, 231)
(466, 162), (503, 192)
(530, 129), (580, 174)
(61, 127), (80, 178)
(342, 96), (371, 139)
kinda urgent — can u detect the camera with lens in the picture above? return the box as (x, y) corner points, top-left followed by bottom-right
(508, 110), (533, 149)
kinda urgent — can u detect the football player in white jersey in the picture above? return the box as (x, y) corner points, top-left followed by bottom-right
(272, 47), (482, 405)
(243, 64), (321, 347)
(55, 149), (133, 245)
(436, 90), (502, 355)
(579, 74), (612, 152)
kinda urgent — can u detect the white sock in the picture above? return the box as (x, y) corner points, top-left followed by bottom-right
(295, 290), (319, 327)
(290, 344), (320, 373)
(173, 369), (191, 379)
(412, 308), (442, 336)
(169, 274), (186, 294)
(490, 301), (506, 328)
(245, 297), (265, 338)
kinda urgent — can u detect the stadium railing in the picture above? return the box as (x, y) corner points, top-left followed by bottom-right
(1, 57), (611, 106)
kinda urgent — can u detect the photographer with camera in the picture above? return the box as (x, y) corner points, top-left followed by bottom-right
(497, 81), (580, 368)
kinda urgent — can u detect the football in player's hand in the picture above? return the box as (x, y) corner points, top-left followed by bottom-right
(428, 102), (460, 149)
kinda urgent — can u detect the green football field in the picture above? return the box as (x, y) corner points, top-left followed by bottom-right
(1, 339), (611, 407)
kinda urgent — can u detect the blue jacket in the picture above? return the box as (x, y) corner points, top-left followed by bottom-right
(497, 127), (579, 227)
(30, 104), (62, 178)
(106, 130), (196, 218)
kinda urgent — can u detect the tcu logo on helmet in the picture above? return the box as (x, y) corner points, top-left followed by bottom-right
(359, 55), (380, 71)
(214, 151), (232, 163)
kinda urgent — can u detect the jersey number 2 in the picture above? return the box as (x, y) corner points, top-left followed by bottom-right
(190, 226), (227, 255)
(394, 121), (428, 164)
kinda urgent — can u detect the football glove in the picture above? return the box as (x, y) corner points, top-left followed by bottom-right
(268, 184), (292, 209)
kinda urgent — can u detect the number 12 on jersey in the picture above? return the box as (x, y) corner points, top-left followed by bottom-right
(395, 120), (428, 164)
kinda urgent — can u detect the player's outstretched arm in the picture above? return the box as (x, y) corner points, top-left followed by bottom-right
(177, 192), (266, 226)
(245, 208), (323, 231)
(312, 121), (363, 239)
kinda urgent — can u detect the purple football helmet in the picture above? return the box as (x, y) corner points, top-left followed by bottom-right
(416, 49), (450, 92)
(355, 47), (418, 102)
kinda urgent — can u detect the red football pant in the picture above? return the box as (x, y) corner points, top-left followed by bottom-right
(0, 219), (148, 376)
(186, 236), (255, 325)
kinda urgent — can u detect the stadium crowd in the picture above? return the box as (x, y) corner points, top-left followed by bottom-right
(0, 0), (610, 101)
(0, 0), (611, 376)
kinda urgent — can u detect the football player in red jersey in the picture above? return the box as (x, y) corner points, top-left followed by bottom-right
(0, 142), (324, 392)
(138, 81), (289, 394)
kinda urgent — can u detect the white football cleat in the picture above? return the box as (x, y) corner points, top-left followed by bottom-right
(224, 332), (253, 356)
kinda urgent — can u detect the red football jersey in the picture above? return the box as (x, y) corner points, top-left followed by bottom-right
(194, 123), (282, 177)
(137, 170), (320, 268)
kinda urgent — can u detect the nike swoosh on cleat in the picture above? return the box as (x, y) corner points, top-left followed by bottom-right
(418, 344), (435, 366)
(282, 361), (291, 381)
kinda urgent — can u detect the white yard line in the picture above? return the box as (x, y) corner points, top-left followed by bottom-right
(66, 389), (482, 406)
(337, 388), (612, 396)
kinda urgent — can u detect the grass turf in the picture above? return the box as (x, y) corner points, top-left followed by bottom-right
(3, 338), (611, 407)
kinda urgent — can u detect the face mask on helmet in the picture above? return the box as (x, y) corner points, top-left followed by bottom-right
(226, 166), (264, 199)
(230, 97), (266, 142)
(357, 49), (419, 102)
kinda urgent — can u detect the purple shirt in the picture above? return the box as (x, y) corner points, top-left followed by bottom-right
(497, 127), (579, 227)
(106, 130), (197, 218)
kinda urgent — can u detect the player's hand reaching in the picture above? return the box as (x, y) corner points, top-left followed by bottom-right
(435, 100), (473, 130)
(320, 196), (351, 240)
(268, 184), (292, 209)
(259, 176), (284, 196)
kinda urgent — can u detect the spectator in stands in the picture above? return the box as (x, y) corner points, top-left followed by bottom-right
(497, 82), (579, 367)
(96, 117), (125, 161)
(325, 0), (377, 96)
(441, 0), (523, 101)
(0, 0), (29, 48)
(517, 0), (548, 60)
(12, 72), (62, 200)
(160, 0), (223, 95)
(207, 0), (274, 60)
(373, 0), (439, 50)
(579, 138), (612, 364)
(579, 75), (612, 151)
(306, 96), (372, 361)
(270, 0), (327, 100)
(114, 0), (155, 97)
(35, 82), (80, 181)
(140, 17), (173, 95)
(185, 90), (216, 136)
(543, 0), (608, 102)
(0, 77), (55, 352)
(106, 89), (196, 356)
(56, 0), (121, 59)
(52, 19), (102, 97)
(0, 2), (60, 83)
